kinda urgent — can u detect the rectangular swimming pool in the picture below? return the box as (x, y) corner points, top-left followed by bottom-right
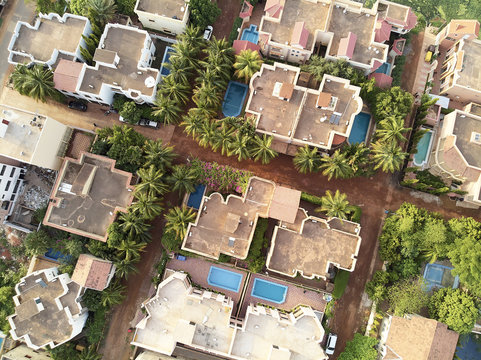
(207, 266), (243, 293)
(423, 263), (459, 291)
(222, 81), (248, 117)
(413, 130), (433, 167)
(251, 278), (288, 304)
(348, 112), (371, 144)
(187, 184), (206, 210)
(160, 46), (174, 77)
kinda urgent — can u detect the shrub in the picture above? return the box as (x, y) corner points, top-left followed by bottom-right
(119, 101), (142, 124)
(161, 230), (182, 252)
(189, 0), (221, 29)
(116, 0), (136, 15)
(228, 17), (243, 45)
(245, 218), (269, 272)
(350, 205), (362, 223)
(300, 192), (323, 205)
(365, 270), (389, 302)
(86, 307), (107, 345)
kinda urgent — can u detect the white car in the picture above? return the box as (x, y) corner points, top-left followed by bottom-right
(203, 25), (213, 40)
(325, 333), (337, 356)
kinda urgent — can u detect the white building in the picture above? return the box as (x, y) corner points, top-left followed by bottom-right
(8, 267), (88, 350)
(134, 0), (189, 35)
(0, 163), (25, 216)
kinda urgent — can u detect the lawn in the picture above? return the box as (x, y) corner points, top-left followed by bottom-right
(332, 270), (350, 299)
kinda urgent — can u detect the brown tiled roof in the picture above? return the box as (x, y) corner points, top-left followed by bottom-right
(72, 254), (114, 290)
(316, 92), (332, 108)
(385, 316), (459, 360)
(268, 186), (301, 223)
(53, 59), (83, 92)
(279, 83), (294, 100)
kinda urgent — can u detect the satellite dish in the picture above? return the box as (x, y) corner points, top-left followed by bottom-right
(145, 76), (156, 88)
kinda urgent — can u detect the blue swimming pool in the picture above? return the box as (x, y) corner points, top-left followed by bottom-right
(423, 263), (459, 291)
(413, 130), (433, 167)
(348, 112), (371, 144)
(160, 46), (174, 76)
(241, 24), (259, 44)
(251, 278), (288, 304)
(222, 81), (248, 117)
(44, 248), (72, 263)
(456, 333), (481, 360)
(187, 184), (206, 210)
(374, 62), (392, 75)
(207, 266), (243, 292)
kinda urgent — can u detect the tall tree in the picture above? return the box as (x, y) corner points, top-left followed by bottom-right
(152, 96), (182, 125)
(168, 165), (197, 196)
(371, 140), (408, 173)
(211, 125), (235, 155)
(293, 145), (321, 174)
(118, 211), (152, 241)
(388, 278), (428, 316)
(158, 74), (190, 104)
(234, 49), (263, 82)
(164, 206), (197, 240)
(136, 165), (169, 198)
(116, 238), (146, 261)
(130, 192), (164, 221)
(143, 139), (176, 171)
(101, 281), (126, 308)
(250, 134), (277, 164)
(11, 65), (57, 102)
(316, 190), (354, 220)
(114, 258), (139, 279)
(189, 0), (221, 29)
(376, 116), (411, 144)
(87, 0), (116, 27)
(338, 334), (378, 360)
(228, 133), (251, 162)
(320, 150), (353, 180)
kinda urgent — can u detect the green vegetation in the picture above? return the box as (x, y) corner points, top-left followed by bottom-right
(10, 64), (59, 103)
(332, 270), (350, 299)
(388, 277), (428, 316)
(189, 0), (221, 29)
(245, 218), (269, 273)
(228, 17), (243, 45)
(30, 0), (67, 14)
(234, 49), (263, 83)
(391, 55), (406, 87)
(164, 206), (197, 241)
(300, 192), (323, 206)
(115, 0), (136, 15)
(315, 190), (355, 221)
(338, 333), (378, 360)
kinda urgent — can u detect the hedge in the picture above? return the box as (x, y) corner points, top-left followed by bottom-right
(228, 17), (243, 45)
(350, 206), (362, 223)
(300, 192), (323, 205)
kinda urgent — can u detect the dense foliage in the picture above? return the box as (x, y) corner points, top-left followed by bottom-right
(245, 218), (269, 273)
(338, 333), (378, 360)
(189, 0), (221, 29)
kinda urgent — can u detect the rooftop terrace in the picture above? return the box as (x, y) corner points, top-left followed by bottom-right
(44, 153), (134, 241)
(261, 0), (330, 50)
(79, 25), (159, 97)
(457, 40), (481, 91)
(136, 0), (187, 19)
(183, 178), (275, 259)
(452, 112), (481, 169)
(267, 216), (361, 279)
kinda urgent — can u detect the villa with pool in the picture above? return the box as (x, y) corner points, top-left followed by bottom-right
(132, 271), (328, 359)
(245, 62), (370, 155)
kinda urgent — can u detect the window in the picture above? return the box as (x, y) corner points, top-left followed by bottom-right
(10, 167), (15, 177)
(4, 181), (11, 191)
(0, 165), (5, 176)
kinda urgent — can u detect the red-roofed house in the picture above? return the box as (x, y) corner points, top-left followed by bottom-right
(239, 1), (253, 19)
(369, 72), (393, 89)
(390, 38), (405, 56)
(232, 40), (261, 55)
(378, 0), (417, 34)
(337, 32), (357, 59)
(291, 22), (309, 49)
(54, 59), (84, 94)
(264, 0), (284, 19)
(375, 20), (392, 43)
(72, 254), (115, 291)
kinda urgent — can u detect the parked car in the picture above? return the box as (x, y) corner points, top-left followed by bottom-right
(325, 333), (337, 356)
(119, 115), (158, 128)
(203, 25), (213, 41)
(68, 100), (87, 112)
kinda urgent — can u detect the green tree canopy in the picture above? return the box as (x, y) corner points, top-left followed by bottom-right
(315, 190), (354, 220)
(428, 288), (478, 334)
(189, 0), (221, 31)
(388, 277), (428, 316)
(338, 333), (378, 360)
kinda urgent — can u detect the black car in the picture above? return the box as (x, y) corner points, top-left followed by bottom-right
(68, 100), (87, 112)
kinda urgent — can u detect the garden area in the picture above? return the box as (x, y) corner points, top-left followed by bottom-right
(365, 203), (481, 335)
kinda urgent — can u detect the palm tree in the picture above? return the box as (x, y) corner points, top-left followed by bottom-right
(177, 25), (203, 53)
(168, 165), (197, 196)
(371, 141), (408, 173)
(196, 68), (228, 90)
(342, 143), (370, 174)
(87, 0), (116, 27)
(164, 206), (197, 240)
(158, 74), (190, 104)
(197, 119), (219, 148)
(152, 96), (182, 125)
(136, 165), (169, 198)
(114, 258), (139, 279)
(377, 116), (411, 144)
(130, 192), (163, 220)
(234, 49), (263, 83)
(204, 37), (235, 67)
(170, 40), (198, 70)
(101, 281), (126, 308)
(11, 64), (57, 102)
(182, 112), (207, 139)
(78, 345), (103, 360)
(211, 125), (235, 155)
(293, 145), (321, 173)
(143, 139), (176, 171)
(168, 63), (193, 85)
(118, 211), (152, 241)
(315, 190), (354, 220)
(193, 82), (221, 109)
(228, 133), (251, 161)
(117, 238), (147, 261)
(250, 134), (278, 164)
(320, 150), (353, 180)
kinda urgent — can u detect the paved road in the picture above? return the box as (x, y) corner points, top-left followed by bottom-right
(0, 0), (36, 96)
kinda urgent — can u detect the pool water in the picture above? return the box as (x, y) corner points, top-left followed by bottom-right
(456, 333), (481, 360)
(423, 263), (459, 291)
(374, 62), (392, 75)
(348, 112), (371, 144)
(241, 24), (259, 44)
(413, 130), (433, 167)
(160, 46), (174, 76)
(251, 278), (288, 304)
(44, 248), (72, 263)
(207, 266), (243, 292)
(187, 184), (206, 210)
(222, 81), (248, 117)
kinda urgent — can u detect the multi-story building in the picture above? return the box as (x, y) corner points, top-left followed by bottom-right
(257, 0), (416, 71)
(434, 20), (481, 104)
(8, 267), (88, 350)
(0, 104), (71, 170)
(0, 344), (52, 360)
(132, 271), (328, 359)
(429, 107), (481, 208)
(134, 0), (189, 35)
(8, 15), (160, 105)
(0, 163), (25, 217)
(245, 62), (363, 153)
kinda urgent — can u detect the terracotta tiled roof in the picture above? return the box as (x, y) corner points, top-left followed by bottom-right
(447, 20), (480, 37)
(291, 22), (309, 49)
(375, 20), (392, 43)
(72, 254), (114, 291)
(337, 32), (357, 59)
(268, 186), (301, 223)
(53, 59), (84, 93)
(279, 83), (294, 100)
(316, 92), (332, 108)
(368, 72), (393, 89)
(232, 40), (261, 55)
(385, 316), (459, 360)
